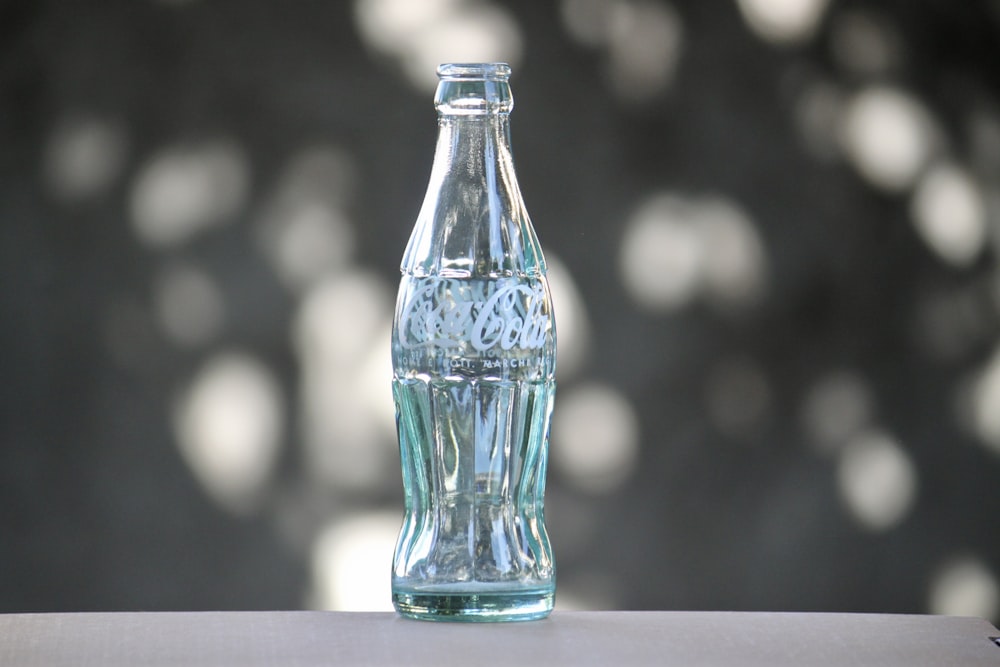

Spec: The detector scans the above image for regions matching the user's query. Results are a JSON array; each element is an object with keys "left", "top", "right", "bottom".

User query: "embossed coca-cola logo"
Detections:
[{"left": 399, "top": 280, "right": 549, "bottom": 352}]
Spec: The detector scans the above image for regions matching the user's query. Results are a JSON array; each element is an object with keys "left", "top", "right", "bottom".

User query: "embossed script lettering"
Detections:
[{"left": 399, "top": 279, "right": 548, "bottom": 352}]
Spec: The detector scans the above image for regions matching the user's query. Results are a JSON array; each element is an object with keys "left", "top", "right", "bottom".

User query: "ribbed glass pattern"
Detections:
[{"left": 391, "top": 64, "right": 556, "bottom": 622}]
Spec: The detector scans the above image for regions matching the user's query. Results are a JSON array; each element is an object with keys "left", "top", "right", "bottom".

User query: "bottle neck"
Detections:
[
  {"left": 430, "top": 64, "right": 518, "bottom": 208},
  {"left": 429, "top": 112, "right": 518, "bottom": 215},
  {"left": 430, "top": 61, "right": 518, "bottom": 202},
  {"left": 402, "top": 66, "right": 544, "bottom": 278}
]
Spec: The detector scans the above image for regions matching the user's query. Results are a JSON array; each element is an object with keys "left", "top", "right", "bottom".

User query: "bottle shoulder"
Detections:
[{"left": 400, "top": 211, "right": 548, "bottom": 278}]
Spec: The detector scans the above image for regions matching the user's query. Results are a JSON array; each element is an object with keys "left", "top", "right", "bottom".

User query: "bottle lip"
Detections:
[{"left": 437, "top": 63, "right": 511, "bottom": 81}]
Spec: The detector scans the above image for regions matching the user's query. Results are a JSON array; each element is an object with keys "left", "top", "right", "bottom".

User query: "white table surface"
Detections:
[{"left": 1, "top": 611, "right": 997, "bottom": 666}]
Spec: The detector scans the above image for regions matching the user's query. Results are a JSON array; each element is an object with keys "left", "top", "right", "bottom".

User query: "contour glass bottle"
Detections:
[{"left": 390, "top": 63, "right": 557, "bottom": 622}]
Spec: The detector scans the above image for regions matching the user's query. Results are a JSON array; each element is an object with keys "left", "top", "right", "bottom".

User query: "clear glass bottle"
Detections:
[{"left": 390, "top": 63, "right": 557, "bottom": 622}]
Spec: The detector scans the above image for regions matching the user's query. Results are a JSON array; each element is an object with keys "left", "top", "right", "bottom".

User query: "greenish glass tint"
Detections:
[{"left": 390, "top": 63, "right": 556, "bottom": 622}]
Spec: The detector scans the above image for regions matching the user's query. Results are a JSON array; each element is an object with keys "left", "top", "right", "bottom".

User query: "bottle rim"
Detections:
[{"left": 437, "top": 63, "right": 511, "bottom": 81}]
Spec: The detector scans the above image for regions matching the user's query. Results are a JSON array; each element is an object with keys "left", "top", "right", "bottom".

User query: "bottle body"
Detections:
[{"left": 390, "top": 64, "right": 556, "bottom": 622}]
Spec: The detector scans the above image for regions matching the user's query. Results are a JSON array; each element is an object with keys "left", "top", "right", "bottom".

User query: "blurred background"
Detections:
[{"left": 2, "top": 0, "right": 999, "bottom": 621}]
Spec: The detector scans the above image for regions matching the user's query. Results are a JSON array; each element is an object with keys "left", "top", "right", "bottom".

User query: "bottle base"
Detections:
[{"left": 392, "top": 589, "right": 554, "bottom": 622}]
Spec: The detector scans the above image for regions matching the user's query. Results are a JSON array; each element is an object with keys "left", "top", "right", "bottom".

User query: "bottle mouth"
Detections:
[
  {"left": 434, "top": 63, "right": 514, "bottom": 115},
  {"left": 436, "top": 63, "right": 511, "bottom": 82}
]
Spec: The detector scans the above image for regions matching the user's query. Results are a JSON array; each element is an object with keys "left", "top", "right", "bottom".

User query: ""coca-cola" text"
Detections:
[{"left": 398, "top": 279, "right": 549, "bottom": 352}]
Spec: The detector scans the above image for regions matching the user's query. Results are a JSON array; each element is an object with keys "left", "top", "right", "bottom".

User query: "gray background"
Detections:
[{"left": 1, "top": 0, "right": 999, "bottom": 620}]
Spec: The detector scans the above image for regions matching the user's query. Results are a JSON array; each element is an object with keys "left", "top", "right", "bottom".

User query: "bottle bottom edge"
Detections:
[{"left": 392, "top": 589, "right": 554, "bottom": 622}]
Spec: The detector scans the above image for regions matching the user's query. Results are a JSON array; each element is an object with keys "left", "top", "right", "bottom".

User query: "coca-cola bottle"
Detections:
[{"left": 390, "top": 63, "right": 557, "bottom": 621}]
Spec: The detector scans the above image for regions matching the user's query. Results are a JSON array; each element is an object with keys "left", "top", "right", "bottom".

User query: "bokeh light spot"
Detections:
[
  {"left": 354, "top": 0, "right": 523, "bottom": 93},
  {"left": 836, "top": 430, "right": 917, "bottom": 531},
  {"left": 619, "top": 193, "right": 767, "bottom": 313},
  {"left": 262, "top": 203, "right": 354, "bottom": 292},
  {"left": 353, "top": 0, "right": 461, "bottom": 55},
  {"left": 736, "top": 0, "right": 830, "bottom": 45},
  {"left": 554, "top": 572, "right": 618, "bottom": 611},
  {"left": 546, "top": 254, "right": 590, "bottom": 382},
  {"left": 551, "top": 382, "right": 640, "bottom": 494},
  {"left": 44, "top": 113, "right": 128, "bottom": 201},
  {"left": 915, "top": 286, "right": 992, "bottom": 362},
  {"left": 830, "top": 10, "right": 902, "bottom": 76},
  {"left": 705, "top": 357, "right": 771, "bottom": 437},
  {"left": 619, "top": 196, "right": 702, "bottom": 311},
  {"left": 967, "top": 347, "right": 1000, "bottom": 455},
  {"left": 793, "top": 79, "right": 843, "bottom": 162},
  {"left": 174, "top": 353, "right": 284, "bottom": 515},
  {"left": 256, "top": 147, "right": 358, "bottom": 292},
  {"left": 910, "top": 163, "right": 987, "bottom": 268},
  {"left": 928, "top": 555, "right": 999, "bottom": 620},
  {"left": 560, "top": 0, "right": 621, "bottom": 47},
  {"left": 130, "top": 140, "right": 249, "bottom": 248},
  {"left": 294, "top": 271, "right": 390, "bottom": 370},
  {"left": 801, "top": 371, "right": 874, "bottom": 452},
  {"left": 969, "top": 109, "right": 1000, "bottom": 176},
  {"left": 400, "top": 4, "right": 523, "bottom": 92},
  {"left": 293, "top": 271, "right": 397, "bottom": 491},
  {"left": 840, "top": 87, "right": 936, "bottom": 193},
  {"left": 560, "top": 0, "right": 684, "bottom": 103},
  {"left": 604, "top": 0, "right": 683, "bottom": 103},
  {"left": 697, "top": 198, "right": 768, "bottom": 308},
  {"left": 153, "top": 263, "right": 225, "bottom": 348},
  {"left": 310, "top": 513, "right": 399, "bottom": 611}
]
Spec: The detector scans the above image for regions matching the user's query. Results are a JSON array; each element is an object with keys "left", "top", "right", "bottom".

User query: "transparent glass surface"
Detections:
[{"left": 391, "top": 63, "right": 556, "bottom": 622}]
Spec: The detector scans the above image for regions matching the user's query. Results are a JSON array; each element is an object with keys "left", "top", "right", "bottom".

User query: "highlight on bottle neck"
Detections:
[{"left": 434, "top": 62, "right": 513, "bottom": 115}]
